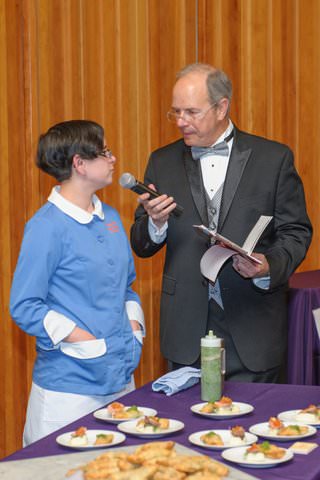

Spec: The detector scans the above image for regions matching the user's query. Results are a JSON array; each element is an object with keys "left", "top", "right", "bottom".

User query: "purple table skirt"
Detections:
[
  {"left": 3, "top": 381, "right": 320, "bottom": 480},
  {"left": 288, "top": 270, "right": 320, "bottom": 385}
]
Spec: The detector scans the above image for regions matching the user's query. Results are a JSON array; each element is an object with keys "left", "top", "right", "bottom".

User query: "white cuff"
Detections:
[
  {"left": 126, "top": 301, "right": 145, "bottom": 336},
  {"left": 253, "top": 275, "right": 271, "bottom": 290},
  {"left": 43, "top": 310, "right": 76, "bottom": 346},
  {"left": 148, "top": 217, "right": 168, "bottom": 243},
  {"left": 134, "top": 330, "right": 144, "bottom": 344}
]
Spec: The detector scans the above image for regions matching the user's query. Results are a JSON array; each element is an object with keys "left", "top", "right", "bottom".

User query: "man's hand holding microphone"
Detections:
[{"left": 119, "top": 172, "right": 183, "bottom": 228}]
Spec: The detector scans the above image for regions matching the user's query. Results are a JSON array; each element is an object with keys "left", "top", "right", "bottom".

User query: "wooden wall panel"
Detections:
[
  {"left": 1, "top": 0, "right": 320, "bottom": 458},
  {"left": 295, "top": 0, "right": 320, "bottom": 268},
  {"left": 0, "top": 0, "right": 36, "bottom": 457},
  {"left": 0, "top": 0, "right": 196, "bottom": 457},
  {"left": 198, "top": 0, "right": 319, "bottom": 269}
]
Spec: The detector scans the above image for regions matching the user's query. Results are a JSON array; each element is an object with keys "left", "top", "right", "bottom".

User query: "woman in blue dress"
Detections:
[{"left": 10, "top": 120, "right": 144, "bottom": 445}]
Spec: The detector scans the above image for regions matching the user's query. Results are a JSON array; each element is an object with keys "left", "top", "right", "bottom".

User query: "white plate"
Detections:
[
  {"left": 117, "top": 419, "right": 184, "bottom": 438},
  {"left": 278, "top": 409, "right": 320, "bottom": 427},
  {"left": 188, "top": 429, "right": 258, "bottom": 450},
  {"left": 93, "top": 406, "right": 157, "bottom": 424},
  {"left": 191, "top": 402, "right": 254, "bottom": 419},
  {"left": 221, "top": 445, "right": 293, "bottom": 468},
  {"left": 249, "top": 421, "right": 317, "bottom": 441},
  {"left": 56, "top": 429, "right": 126, "bottom": 449}
]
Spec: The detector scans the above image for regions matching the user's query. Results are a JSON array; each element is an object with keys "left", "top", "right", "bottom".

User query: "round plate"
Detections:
[
  {"left": 188, "top": 429, "right": 258, "bottom": 450},
  {"left": 221, "top": 446, "right": 293, "bottom": 468},
  {"left": 249, "top": 422, "right": 317, "bottom": 441},
  {"left": 190, "top": 402, "right": 254, "bottom": 419},
  {"left": 278, "top": 410, "right": 320, "bottom": 428},
  {"left": 93, "top": 406, "right": 157, "bottom": 424},
  {"left": 56, "top": 429, "right": 126, "bottom": 449},
  {"left": 117, "top": 419, "right": 184, "bottom": 438}
]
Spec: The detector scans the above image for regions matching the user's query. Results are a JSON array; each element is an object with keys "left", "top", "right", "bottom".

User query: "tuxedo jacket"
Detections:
[{"left": 130, "top": 127, "right": 312, "bottom": 371}]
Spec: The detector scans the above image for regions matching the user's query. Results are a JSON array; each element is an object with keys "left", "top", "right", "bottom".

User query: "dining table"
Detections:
[
  {"left": 2, "top": 379, "right": 320, "bottom": 480},
  {"left": 288, "top": 269, "right": 320, "bottom": 385}
]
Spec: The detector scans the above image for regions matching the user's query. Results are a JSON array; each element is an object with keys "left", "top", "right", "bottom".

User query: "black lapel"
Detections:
[
  {"left": 183, "top": 146, "right": 208, "bottom": 225},
  {"left": 218, "top": 129, "right": 252, "bottom": 229}
]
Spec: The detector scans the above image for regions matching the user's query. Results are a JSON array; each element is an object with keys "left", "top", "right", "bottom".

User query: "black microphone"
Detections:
[{"left": 119, "top": 172, "right": 183, "bottom": 217}]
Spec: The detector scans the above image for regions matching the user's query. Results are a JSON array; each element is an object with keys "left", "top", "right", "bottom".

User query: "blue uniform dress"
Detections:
[{"left": 10, "top": 187, "right": 144, "bottom": 397}]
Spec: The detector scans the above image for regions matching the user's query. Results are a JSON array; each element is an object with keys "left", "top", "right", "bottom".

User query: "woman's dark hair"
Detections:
[{"left": 36, "top": 120, "right": 105, "bottom": 181}]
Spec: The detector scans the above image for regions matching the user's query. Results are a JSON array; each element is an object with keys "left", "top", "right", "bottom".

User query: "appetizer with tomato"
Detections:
[
  {"left": 69, "top": 426, "right": 88, "bottom": 446},
  {"left": 200, "top": 396, "right": 240, "bottom": 414},
  {"left": 245, "top": 442, "right": 286, "bottom": 462}
]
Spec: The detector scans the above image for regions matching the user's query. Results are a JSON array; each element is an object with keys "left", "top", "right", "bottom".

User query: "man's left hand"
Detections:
[{"left": 232, "top": 253, "right": 269, "bottom": 279}]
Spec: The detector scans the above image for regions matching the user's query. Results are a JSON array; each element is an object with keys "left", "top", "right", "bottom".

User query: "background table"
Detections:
[
  {"left": 288, "top": 269, "right": 320, "bottom": 384},
  {"left": 3, "top": 381, "right": 320, "bottom": 480}
]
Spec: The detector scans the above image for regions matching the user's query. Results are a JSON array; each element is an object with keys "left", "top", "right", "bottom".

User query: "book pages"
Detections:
[
  {"left": 242, "top": 215, "right": 273, "bottom": 254},
  {"left": 194, "top": 215, "right": 273, "bottom": 283}
]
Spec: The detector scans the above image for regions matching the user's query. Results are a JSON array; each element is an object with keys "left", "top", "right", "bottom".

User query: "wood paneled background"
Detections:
[{"left": 0, "top": 0, "right": 319, "bottom": 457}]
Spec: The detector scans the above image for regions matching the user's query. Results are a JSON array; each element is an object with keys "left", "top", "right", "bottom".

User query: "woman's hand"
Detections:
[
  {"left": 64, "top": 321, "right": 142, "bottom": 343},
  {"left": 63, "top": 326, "right": 97, "bottom": 343},
  {"left": 130, "top": 320, "right": 142, "bottom": 332}
]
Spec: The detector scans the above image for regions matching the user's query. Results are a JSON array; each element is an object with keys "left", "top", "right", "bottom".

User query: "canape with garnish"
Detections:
[
  {"left": 245, "top": 442, "right": 286, "bottom": 461},
  {"left": 94, "top": 433, "right": 114, "bottom": 445},
  {"left": 296, "top": 405, "right": 320, "bottom": 423},
  {"left": 69, "top": 426, "right": 88, "bottom": 446},
  {"left": 200, "top": 396, "right": 240, "bottom": 414},
  {"left": 200, "top": 431, "right": 224, "bottom": 446},
  {"left": 135, "top": 416, "right": 169, "bottom": 433}
]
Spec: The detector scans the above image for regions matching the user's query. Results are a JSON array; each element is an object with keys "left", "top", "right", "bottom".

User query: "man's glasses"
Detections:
[
  {"left": 99, "top": 147, "right": 113, "bottom": 158},
  {"left": 166, "top": 104, "right": 217, "bottom": 123}
]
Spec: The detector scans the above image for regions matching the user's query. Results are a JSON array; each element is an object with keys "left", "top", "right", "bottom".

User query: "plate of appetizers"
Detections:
[
  {"left": 117, "top": 416, "right": 184, "bottom": 438},
  {"left": 188, "top": 426, "right": 258, "bottom": 450},
  {"left": 221, "top": 442, "right": 293, "bottom": 468},
  {"left": 249, "top": 416, "right": 317, "bottom": 441},
  {"left": 56, "top": 426, "right": 126, "bottom": 449},
  {"left": 191, "top": 396, "right": 254, "bottom": 419},
  {"left": 93, "top": 401, "right": 157, "bottom": 424},
  {"left": 278, "top": 404, "right": 320, "bottom": 427}
]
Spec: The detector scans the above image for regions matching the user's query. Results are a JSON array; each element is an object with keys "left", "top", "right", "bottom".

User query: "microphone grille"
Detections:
[{"left": 119, "top": 172, "right": 136, "bottom": 189}]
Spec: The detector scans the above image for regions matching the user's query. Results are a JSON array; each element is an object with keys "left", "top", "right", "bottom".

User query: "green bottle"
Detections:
[{"left": 201, "top": 330, "right": 225, "bottom": 401}]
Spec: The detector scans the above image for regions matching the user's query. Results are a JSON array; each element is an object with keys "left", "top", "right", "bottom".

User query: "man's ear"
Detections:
[{"left": 217, "top": 98, "right": 229, "bottom": 120}]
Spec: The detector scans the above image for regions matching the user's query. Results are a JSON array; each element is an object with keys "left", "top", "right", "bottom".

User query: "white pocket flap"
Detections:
[{"left": 60, "top": 338, "right": 107, "bottom": 359}]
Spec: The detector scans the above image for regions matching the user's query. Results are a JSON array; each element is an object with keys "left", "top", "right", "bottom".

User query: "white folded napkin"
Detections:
[{"left": 152, "top": 367, "right": 201, "bottom": 396}]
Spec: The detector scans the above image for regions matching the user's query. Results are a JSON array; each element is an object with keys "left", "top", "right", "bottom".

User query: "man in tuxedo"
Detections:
[{"left": 130, "top": 63, "right": 312, "bottom": 382}]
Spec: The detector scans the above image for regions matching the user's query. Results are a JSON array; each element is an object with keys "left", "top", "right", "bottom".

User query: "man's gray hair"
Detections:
[{"left": 177, "top": 63, "right": 232, "bottom": 111}]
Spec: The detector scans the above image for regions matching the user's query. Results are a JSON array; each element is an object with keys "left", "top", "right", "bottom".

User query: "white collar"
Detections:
[
  {"left": 48, "top": 186, "right": 104, "bottom": 224},
  {"left": 212, "top": 120, "right": 234, "bottom": 147}
]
